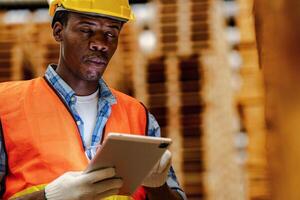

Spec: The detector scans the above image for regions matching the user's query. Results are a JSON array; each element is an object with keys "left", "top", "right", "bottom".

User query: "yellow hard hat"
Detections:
[{"left": 49, "top": 0, "right": 135, "bottom": 22}]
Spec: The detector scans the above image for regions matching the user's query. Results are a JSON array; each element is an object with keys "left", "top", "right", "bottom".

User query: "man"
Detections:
[{"left": 0, "top": 0, "right": 187, "bottom": 200}]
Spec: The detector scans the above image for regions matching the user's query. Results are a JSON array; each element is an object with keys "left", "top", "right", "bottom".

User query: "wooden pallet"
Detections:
[
  {"left": 235, "top": 0, "right": 269, "bottom": 199},
  {"left": 131, "top": 1, "right": 247, "bottom": 199},
  {"left": 151, "top": 0, "right": 212, "bottom": 57},
  {"left": 0, "top": 21, "right": 24, "bottom": 81}
]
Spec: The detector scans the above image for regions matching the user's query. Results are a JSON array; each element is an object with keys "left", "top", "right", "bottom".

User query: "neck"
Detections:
[{"left": 55, "top": 64, "right": 99, "bottom": 96}]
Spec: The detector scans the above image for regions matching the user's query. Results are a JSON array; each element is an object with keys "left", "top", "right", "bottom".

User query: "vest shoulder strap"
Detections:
[
  {"left": 0, "top": 78, "right": 39, "bottom": 115},
  {"left": 104, "top": 88, "right": 149, "bottom": 137}
]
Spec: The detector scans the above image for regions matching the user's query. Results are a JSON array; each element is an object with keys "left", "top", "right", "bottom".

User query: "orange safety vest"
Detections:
[{"left": 0, "top": 77, "right": 148, "bottom": 200}]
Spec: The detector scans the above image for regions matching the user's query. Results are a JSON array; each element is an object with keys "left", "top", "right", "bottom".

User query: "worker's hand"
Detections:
[
  {"left": 45, "top": 168, "right": 122, "bottom": 200},
  {"left": 142, "top": 150, "right": 172, "bottom": 188}
]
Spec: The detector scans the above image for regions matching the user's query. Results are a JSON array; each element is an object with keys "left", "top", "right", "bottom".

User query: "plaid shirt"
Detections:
[{"left": 0, "top": 65, "right": 187, "bottom": 199}]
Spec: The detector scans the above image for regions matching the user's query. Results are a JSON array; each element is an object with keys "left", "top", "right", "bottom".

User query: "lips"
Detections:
[{"left": 85, "top": 56, "right": 108, "bottom": 66}]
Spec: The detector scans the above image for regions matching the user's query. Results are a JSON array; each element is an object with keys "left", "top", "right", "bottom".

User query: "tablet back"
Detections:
[{"left": 85, "top": 133, "right": 172, "bottom": 195}]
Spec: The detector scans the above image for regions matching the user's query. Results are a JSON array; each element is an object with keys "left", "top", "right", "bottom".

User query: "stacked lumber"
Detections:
[
  {"left": 151, "top": 0, "right": 211, "bottom": 57},
  {"left": 178, "top": 55, "right": 204, "bottom": 199},
  {"left": 200, "top": 2, "right": 246, "bottom": 199},
  {"left": 0, "top": 12, "right": 23, "bottom": 82},
  {"left": 24, "top": 21, "right": 59, "bottom": 77},
  {"left": 133, "top": 53, "right": 205, "bottom": 199},
  {"left": 34, "top": 23, "right": 59, "bottom": 76},
  {"left": 235, "top": 0, "right": 270, "bottom": 199},
  {"left": 0, "top": 23, "right": 15, "bottom": 82},
  {"left": 132, "top": 0, "right": 246, "bottom": 199},
  {"left": 0, "top": 10, "right": 55, "bottom": 80}
]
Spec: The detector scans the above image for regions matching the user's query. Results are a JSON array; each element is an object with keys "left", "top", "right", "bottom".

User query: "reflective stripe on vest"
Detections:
[
  {"left": 0, "top": 77, "right": 147, "bottom": 200},
  {"left": 10, "top": 184, "right": 134, "bottom": 200}
]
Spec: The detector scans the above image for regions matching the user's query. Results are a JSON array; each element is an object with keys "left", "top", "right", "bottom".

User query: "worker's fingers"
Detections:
[
  {"left": 82, "top": 167, "right": 116, "bottom": 183},
  {"left": 63, "top": 171, "right": 83, "bottom": 177},
  {"left": 152, "top": 150, "right": 172, "bottom": 173},
  {"left": 93, "top": 178, "right": 123, "bottom": 194},
  {"left": 157, "top": 150, "right": 172, "bottom": 173},
  {"left": 160, "top": 158, "right": 172, "bottom": 175},
  {"left": 95, "top": 189, "right": 120, "bottom": 200}
]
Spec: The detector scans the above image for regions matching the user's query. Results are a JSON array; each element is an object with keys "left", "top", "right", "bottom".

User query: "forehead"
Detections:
[{"left": 68, "top": 12, "right": 123, "bottom": 26}]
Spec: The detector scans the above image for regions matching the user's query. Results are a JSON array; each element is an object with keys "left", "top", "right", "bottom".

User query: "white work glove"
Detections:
[
  {"left": 45, "top": 168, "right": 123, "bottom": 200},
  {"left": 142, "top": 150, "right": 172, "bottom": 188}
]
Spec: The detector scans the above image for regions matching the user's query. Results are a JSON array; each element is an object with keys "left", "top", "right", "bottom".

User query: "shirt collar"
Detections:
[{"left": 44, "top": 65, "right": 117, "bottom": 106}]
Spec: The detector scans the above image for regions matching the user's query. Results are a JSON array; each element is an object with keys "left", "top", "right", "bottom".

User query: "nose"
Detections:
[{"left": 89, "top": 34, "right": 109, "bottom": 52}]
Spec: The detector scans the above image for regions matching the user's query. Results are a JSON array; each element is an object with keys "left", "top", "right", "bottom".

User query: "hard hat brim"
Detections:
[{"left": 54, "top": 6, "right": 129, "bottom": 23}]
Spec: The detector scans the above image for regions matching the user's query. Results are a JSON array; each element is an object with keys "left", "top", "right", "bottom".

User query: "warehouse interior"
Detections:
[{"left": 1, "top": 0, "right": 299, "bottom": 200}]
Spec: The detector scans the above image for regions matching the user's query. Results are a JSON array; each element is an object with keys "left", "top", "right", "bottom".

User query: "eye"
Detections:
[
  {"left": 105, "top": 32, "right": 116, "bottom": 38},
  {"left": 80, "top": 29, "right": 92, "bottom": 34}
]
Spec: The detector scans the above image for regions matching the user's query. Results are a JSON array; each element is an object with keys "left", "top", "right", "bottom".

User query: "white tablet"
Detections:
[{"left": 85, "top": 132, "right": 172, "bottom": 195}]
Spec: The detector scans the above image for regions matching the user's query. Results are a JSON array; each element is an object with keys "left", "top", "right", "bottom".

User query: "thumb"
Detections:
[
  {"left": 63, "top": 171, "right": 83, "bottom": 177},
  {"left": 156, "top": 150, "right": 172, "bottom": 173}
]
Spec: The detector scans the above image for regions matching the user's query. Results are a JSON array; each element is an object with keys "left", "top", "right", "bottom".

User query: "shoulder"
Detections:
[
  {"left": 110, "top": 88, "right": 149, "bottom": 123},
  {"left": 0, "top": 78, "right": 40, "bottom": 98},
  {"left": 0, "top": 80, "right": 28, "bottom": 97},
  {"left": 0, "top": 78, "right": 40, "bottom": 114}
]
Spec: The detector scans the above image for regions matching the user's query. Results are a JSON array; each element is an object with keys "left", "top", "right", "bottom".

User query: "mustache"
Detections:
[{"left": 83, "top": 54, "right": 109, "bottom": 64}]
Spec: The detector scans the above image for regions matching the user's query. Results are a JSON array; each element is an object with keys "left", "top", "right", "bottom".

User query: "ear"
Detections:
[{"left": 52, "top": 22, "right": 64, "bottom": 42}]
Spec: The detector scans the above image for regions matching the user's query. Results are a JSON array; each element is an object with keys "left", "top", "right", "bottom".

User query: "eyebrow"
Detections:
[
  {"left": 77, "top": 21, "right": 97, "bottom": 26},
  {"left": 77, "top": 21, "right": 121, "bottom": 31},
  {"left": 107, "top": 24, "right": 121, "bottom": 31}
]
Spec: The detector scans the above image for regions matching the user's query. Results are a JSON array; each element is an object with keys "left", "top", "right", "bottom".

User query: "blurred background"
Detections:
[{"left": 0, "top": 0, "right": 273, "bottom": 199}]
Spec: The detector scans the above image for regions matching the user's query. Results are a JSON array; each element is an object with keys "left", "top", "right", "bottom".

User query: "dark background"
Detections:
[{"left": 0, "top": 0, "right": 148, "bottom": 10}]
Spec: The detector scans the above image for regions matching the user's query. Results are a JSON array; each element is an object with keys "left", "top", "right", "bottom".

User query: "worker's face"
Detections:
[{"left": 53, "top": 12, "right": 122, "bottom": 82}]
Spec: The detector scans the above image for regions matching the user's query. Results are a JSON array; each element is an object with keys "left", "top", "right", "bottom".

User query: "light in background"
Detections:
[{"left": 133, "top": 3, "right": 157, "bottom": 54}]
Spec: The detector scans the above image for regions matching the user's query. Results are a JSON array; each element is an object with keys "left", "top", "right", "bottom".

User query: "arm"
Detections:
[
  {"left": 142, "top": 152, "right": 186, "bottom": 200},
  {"left": 144, "top": 113, "right": 187, "bottom": 200},
  {"left": 0, "top": 121, "right": 7, "bottom": 198},
  {"left": 145, "top": 183, "right": 183, "bottom": 200}
]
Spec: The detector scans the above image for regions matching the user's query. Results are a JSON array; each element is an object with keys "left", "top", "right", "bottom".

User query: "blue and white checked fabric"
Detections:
[{"left": 0, "top": 65, "right": 187, "bottom": 199}]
